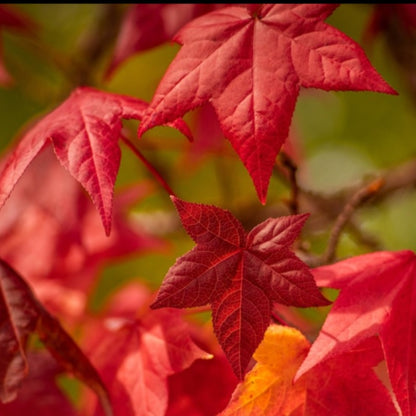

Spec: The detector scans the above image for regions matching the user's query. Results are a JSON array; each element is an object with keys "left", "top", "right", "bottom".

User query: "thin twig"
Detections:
[
  {"left": 120, "top": 134, "right": 176, "bottom": 197},
  {"left": 279, "top": 151, "right": 299, "bottom": 215},
  {"left": 323, "top": 178, "right": 384, "bottom": 264}
]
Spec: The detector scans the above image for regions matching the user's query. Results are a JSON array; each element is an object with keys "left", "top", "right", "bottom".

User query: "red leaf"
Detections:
[
  {"left": 0, "top": 352, "right": 78, "bottom": 416},
  {"left": 0, "top": 260, "right": 111, "bottom": 415},
  {"left": 86, "top": 284, "right": 211, "bottom": 416},
  {"left": 304, "top": 337, "right": 398, "bottom": 416},
  {"left": 0, "top": 261, "right": 38, "bottom": 402},
  {"left": 296, "top": 250, "right": 416, "bottom": 416},
  {"left": 167, "top": 354, "right": 237, "bottom": 416},
  {"left": 0, "top": 87, "right": 190, "bottom": 235},
  {"left": 139, "top": 4, "right": 396, "bottom": 203},
  {"left": 106, "top": 4, "right": 225, "bottom": 78},
  {"left": 151, "top": 196, "right": 329, "bottom": 378}
]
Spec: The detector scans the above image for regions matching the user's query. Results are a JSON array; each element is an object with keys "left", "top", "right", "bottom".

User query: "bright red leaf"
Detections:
[
  {"left": 85, "top": 283, "right": 211, "bottom": 416},
  {"left": 304, "top": 336, "right": 397, "bottom": 416},
  {"left": 106, "top": 4, "right": 225, "bottom": 78},
  {"left": 0, "top": 86, "right": 191, "bottom": 235},
  {"left": 151, "top": 196, "right": 329, "bottom": 379},
  {"left": 139, "top": 4, "right": 396, "bottom": 203},
  {"left": 296, "top": 250, "right": 416, "bottom": 416}
]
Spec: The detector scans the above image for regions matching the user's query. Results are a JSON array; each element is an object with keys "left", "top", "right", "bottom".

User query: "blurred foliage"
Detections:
[{"left": 1, "top": 3, "right": 416, "bottom": 310}]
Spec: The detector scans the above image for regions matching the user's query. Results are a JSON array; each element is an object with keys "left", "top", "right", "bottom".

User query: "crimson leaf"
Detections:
[{"left": 151, "top": 196, "right": 329, "bottom": 378}]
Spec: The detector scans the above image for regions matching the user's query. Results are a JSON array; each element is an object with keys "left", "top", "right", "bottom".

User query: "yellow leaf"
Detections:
[{"left": 220, "top": 325, "right": 310, "bottom": 416}]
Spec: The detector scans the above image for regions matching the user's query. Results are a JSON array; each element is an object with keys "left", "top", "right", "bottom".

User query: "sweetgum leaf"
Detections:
[
  {"left": 0, "top": 260, "right": 111, "bottom": 415},
  {"left": 0, "top": 87, "right": 191, "bottom": 235},
  {"left": 139, "top": 4, "right": 396, "bottom": 203},
  {"left": 296, "top": 250, "right": 416, "bottom": 416},
  {"left": 151, "top": 196, "right": 329, "bottom": 379}
]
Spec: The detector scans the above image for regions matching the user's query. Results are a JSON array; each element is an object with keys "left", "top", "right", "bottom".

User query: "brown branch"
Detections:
[{"left": 323, "top": 178, "right": 384, "bottom": 264}]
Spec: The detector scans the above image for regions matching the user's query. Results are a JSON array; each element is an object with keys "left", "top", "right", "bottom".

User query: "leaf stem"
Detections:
[
  {"left": 271, "top": 310, "right": 287, "bottom": 326},
  {"left": 120, "top": 134, "right": 176, "bottom": 197}
]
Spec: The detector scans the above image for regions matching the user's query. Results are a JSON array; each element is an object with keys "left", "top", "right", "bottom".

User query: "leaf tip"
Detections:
[
  {"left": 137, "top": 119, "right": 150, "bottom": 139},
  {"left": 103, "top": 215, "right": 112, "bottom": 237}
]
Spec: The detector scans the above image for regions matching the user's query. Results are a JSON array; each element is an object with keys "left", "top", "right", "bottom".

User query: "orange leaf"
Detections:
[
  {"left": 220, "top": 325, "right": 309, "bottom": 416},
  {"left": 220, "top": 324, "right": 397, "bottom": 416}
]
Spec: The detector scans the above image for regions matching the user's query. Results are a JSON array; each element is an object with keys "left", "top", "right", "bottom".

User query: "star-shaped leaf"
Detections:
[
  {"left": 139, "top": 4, "right": 396, "bottom": 203},
  {"left": 151, "top": 196, "right": 329, "bottom": 378}
]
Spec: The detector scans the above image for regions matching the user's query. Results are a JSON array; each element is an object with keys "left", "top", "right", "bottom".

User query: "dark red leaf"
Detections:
[
  {"left": 0, "top": 352, "right": 78, "bottom": 416},
  {"left": 0, "top": 260, "right": 111, "bottom": 415},
  {"left": 139, "top": 4, "right": 396, "bottom": 203},
  {"left": 36, "top": 308, "right": 112, "bottom": 416},
  {"left": 151, "top": 196, "right": 329, "bottom": 378},
  {"left": 0, "top": 261, "right": 38, "bottom": 402}
]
